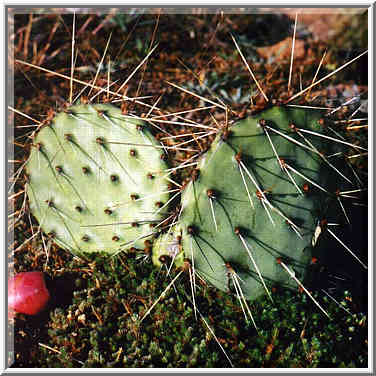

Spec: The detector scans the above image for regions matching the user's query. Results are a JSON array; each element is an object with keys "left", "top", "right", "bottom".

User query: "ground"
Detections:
[{"left": 7, "top": 7, "right": 368, "bottom": 368}]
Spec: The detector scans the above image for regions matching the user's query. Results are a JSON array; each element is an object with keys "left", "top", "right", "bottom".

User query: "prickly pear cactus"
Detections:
[
  {"left": 26, "top": 103, "right": 170, "bottom": 255},
  {"left": 154, "top": 106, "right": 364, "bottom": 301}
]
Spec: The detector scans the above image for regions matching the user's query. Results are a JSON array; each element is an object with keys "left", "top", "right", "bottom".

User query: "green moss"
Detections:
[{"left": 36, "top": 253, "right": 367, "bottom": 368}]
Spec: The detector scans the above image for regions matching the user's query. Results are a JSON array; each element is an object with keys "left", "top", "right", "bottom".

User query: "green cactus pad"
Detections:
[
  {"left": 154, "top": 106, "right": 356, "bottom": 300},
  {"left": 26, "top": 103, "right": 170, "bottom": 255}
]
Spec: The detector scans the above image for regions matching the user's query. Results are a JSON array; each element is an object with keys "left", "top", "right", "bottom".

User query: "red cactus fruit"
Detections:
[{"left": 8, "top": 271, "right": 50, "bottom": 317}]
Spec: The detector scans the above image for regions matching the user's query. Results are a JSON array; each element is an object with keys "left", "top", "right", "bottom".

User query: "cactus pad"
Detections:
[
  {"left": 154, "top": 106, "right": 358, "bottom": 300},
  {"left": 26, "top": 103, "right": 170, "bottom": 255}
]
